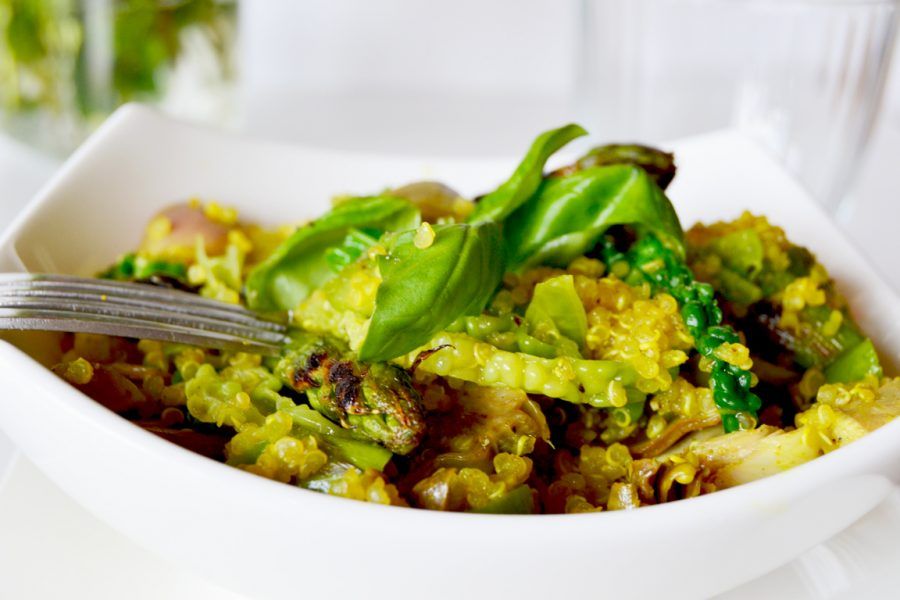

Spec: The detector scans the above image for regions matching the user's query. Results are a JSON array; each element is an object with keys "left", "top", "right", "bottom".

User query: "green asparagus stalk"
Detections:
[{"left": 276, "top": 333, "right": 426, "bottom": 455}]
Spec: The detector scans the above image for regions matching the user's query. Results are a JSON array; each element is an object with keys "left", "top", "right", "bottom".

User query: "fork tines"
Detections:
[{"left": 0, "top": 273, "right": 289, "bottom": 355}]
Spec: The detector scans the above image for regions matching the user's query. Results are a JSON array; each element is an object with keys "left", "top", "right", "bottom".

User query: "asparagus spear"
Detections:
[{"left": 276, "top": 333, "right": 426, "bottom": 455}]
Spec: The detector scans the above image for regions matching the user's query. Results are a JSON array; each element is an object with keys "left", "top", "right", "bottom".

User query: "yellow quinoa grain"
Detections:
[
  {"left": 227, "top": 229, "right": 253, "bottom": 253},
  {"left": 611, "top": 261, "right": 630, "bottom": 278},
  {"left": 187, "top": 264, "right": 206, "bottom": 285},
  {"left": 61, "top": 357, "right": 94, "bottom": 385},
  {"left": 646, "top": 414, "right": 668, "bottom": 439},
  {"left": 568, "top": 256, "right": 606, "bottom": 278},
  {"left": 607, "top": 482, "right": 640, "bottom": 510},
  {"left": 735, "top": 411, "right": 757, "bottom": 430},
  {"left": 779, "top": 275, "right": 827, "bottom": 330},
  {"left": 144, "top": 216, "right": 172, "bottom": 243},
  {"left": 565, "top": 495, "right": 601, "bottom": 513},
  {"left": 203, "top": 201, "right": 239, "bottom": 226},
  {"left": 821, "top": 309, "right": 843, "bottom": 338},
  {"left": 797, "top": 368, "right": 826, "bottom": 401},
  {"left": 606, "top": 443, "right": 632, "bottom": 467},
  {"left": 713, "top": 342, "right": 753, "bottom": 371},
  {"left": 608, "top": 380, "right": 628, "bottom": 408},
  {"left": 413, "top": 222, "right": 436, "bottom": 249}
]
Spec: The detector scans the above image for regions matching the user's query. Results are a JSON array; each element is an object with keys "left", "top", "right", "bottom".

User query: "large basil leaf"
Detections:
[
  {"left": 245, "top": 197, "right": 420, "bottom": 311},
  {"left": 359, "top": 222, "right": 504, "bottom": 362},
  {"left": 467, "top": 123, "right": 587, "bottom": 225},
  {"left": 504, "top": 164, "right": 684, "bottom": 270}
]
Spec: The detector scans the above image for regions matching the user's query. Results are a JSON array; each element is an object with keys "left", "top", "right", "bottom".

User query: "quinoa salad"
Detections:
[{"left": 45, "top": 125, "right": 899, "bottom": 513}]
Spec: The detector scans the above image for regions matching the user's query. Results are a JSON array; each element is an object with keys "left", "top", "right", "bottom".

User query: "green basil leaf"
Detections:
[
  {"left": 467, "top": 124, "right": 587, "bottom": 225},
  {"left": 504, "top": 165, "right": 684, "bottom": 270},
  {"left": 359, "top": 222, "right": 504, "bottom": 362},
  {"left": 245, "top": 197, "right": 420, "bottom": 311}
]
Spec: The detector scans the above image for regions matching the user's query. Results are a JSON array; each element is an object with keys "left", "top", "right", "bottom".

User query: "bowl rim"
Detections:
[{"left": 1, "top": 103, "right": 898, "bottom": 532}]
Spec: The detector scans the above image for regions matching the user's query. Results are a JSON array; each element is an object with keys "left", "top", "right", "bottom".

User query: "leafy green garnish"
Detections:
[
  {"left": 693, "top": 231, "right": 765, "bottom": 305},
  {"left": 359, "top": 222, "right": 504, "bottom": 362},
  {"left": 249, "top": 124, "right": 687, "bottom": 370},
  {"left": 711, "top": 229, "right": 764, "bottom": 277},
  {"left": 99, "top": 253, "right": 187, "bottom": 282},
  {"left": 505, "top": 165, "right": 685, "bottom": 270},
  {"left": 825, "top": 338, "right": 883, "bottom": 383},
  {"left": 467, "top": 124, "right": 587, "bottom": 225},
  {"left": 245, "top": 196, "right": 420, "bottom": 312},
  {"left": 524, "top": 274, "right": 587, "bottom": 348},
  {"left": 324, "top": 228, "right": 381, "bottom": 272}
]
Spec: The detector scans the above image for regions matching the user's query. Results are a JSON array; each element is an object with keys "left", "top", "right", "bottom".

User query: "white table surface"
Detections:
[{"left": 0, "top": 96, "right": 898, "bottom": 599}]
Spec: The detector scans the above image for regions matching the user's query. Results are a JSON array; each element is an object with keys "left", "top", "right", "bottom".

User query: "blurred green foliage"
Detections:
[{"left": 0, "top": 0, "right": 234, "bottom": 117}]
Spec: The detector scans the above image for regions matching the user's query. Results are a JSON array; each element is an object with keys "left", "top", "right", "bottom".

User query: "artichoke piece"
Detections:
[
  {"left": 684, "top": 378, "right": 900, "bottom": 489},
  {"left": 277, "top": 333, "right": 425, "bottom": 455},
  {"left": 741, "top": 301, "right": 866, "bottom": 369},
  {"left": 390, "top": 181, "right": 473, "bottom": 223},
  {"left": 555, "top": 143, "right": 677, "bottom": 190},
  {"left": 686, "top": 425, "right": 818, "bottom": 489}
]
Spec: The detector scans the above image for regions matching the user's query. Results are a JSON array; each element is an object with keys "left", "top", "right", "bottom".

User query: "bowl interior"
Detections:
[{"left": 1, "top": 104, "right": 900, "bottom": 600}]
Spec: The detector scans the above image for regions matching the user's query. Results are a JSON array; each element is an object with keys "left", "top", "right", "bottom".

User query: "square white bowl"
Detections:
[{"left": 0, "top": 104, "right": 898, "bottom": 600}]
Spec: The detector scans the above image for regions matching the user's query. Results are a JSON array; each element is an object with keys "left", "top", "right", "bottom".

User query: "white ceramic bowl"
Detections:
[{"left": 0, "top": 105, "right": 898, "bottom": 600}]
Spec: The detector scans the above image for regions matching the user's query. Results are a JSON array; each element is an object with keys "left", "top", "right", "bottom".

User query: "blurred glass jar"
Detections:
[
  {"left": 578, "top": 0, "right": 899, "bottom": 212},
  {"left": 0, "top": 0, "right": 237, "bottom": 156}
]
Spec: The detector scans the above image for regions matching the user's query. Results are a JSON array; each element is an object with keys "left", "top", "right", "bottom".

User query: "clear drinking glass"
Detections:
[
  {"left": 0, "top": 0, "right": 237, "bottom": 156},
  {"left": 577, "top": 0, "right": 900, "bottom": 212}
]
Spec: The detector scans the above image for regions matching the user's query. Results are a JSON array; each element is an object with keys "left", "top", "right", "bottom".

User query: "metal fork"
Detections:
[{"left": 0, "top": 273, "right": 289, "bottom": 355}]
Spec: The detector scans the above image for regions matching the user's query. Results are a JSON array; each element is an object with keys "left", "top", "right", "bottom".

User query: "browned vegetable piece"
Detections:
[
  {"left": 629, "top": 458, "right": 662, "bottom": 504},
  {"left": 53, "top": 362, "right": 160, "bottom": 419},
  {"left": 631, "top": 414, "right": 722, "bottom": 459},
  {"left": 551, "top": 143, "right": 677, "bottom": 190},
  {"left": 136, "top": 421, "right": 231, "bottom": 460},
  {"left": 279, "top": 334, "right": 426, "bottom": 455},
  {"left": 390, "top": 181, "right": 473, "bottom": 223}
]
